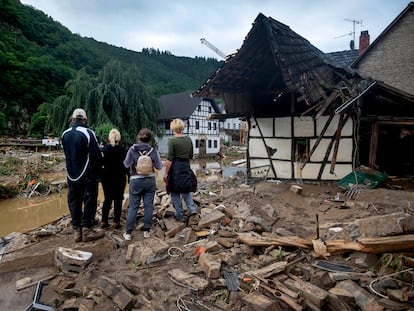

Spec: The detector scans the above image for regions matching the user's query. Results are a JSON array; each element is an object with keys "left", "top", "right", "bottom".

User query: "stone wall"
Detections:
[{"left": 356, "top": 9, "right": 414, "bottom": 95}]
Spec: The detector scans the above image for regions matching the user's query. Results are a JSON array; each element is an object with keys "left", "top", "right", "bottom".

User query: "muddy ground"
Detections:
[{"left": 1, "top": 148, "right": 414, "bottom": 310}]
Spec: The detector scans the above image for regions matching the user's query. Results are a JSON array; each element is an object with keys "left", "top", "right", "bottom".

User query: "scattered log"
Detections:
[
  {"left": 237, "top": 232, "right": 312, "bottom": 249},
  {"left": 284, "top": 273, "right": 329, "bottom": 308},
  {"left": 251, "top": 273, "right": 303, "bottom": 310},
  {"left": 325, "top": 235, "right": 414, "bottom": 254},
  {"left": 237, "top": 233, "right": 414, "bottom": 254},
  {"left": 244, "top": 261, "right": 288, "bottom": 278},
  {"left": 259, "top": 283, "right": 303, "bottom": 311},
  {"left": 242, "top": 291, "right": 282, "bottom": 310}
]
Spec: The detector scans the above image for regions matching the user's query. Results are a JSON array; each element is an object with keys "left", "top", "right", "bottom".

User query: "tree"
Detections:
[
  {"left": 95, "top": 122, "right": 116, "bottom": 145},
  {"left": 0, "top": 110, "right": 7, "bottom": 135},
  {"left": 45, "top": 61, "right": 160, "bottom": 145},
  {"left": 86, "top": 60, "right": 160, "bottom": 144}
]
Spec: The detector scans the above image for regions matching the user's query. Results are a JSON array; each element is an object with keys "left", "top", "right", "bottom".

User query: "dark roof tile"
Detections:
[{"left": 158, "top": 92, "right": 221, "bottom": 120}]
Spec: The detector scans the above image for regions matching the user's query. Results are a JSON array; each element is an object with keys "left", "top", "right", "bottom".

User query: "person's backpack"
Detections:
[{"left": 135, "top": 148, "right": 154, "bottom": 175}]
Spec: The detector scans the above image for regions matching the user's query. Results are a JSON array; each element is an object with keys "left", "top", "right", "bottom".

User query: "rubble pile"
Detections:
[{"left": 1, "top": 177, "right": 414, "bottom": 310}]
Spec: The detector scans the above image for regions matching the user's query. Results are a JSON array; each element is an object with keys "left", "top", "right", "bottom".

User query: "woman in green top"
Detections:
[{"left": 164, "top": 118, "right": 197, "bottom": 222}]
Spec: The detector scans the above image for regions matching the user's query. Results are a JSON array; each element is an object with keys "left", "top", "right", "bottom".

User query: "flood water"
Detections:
[
  {"left": 0, "top": 158, "right": 247, "bottom": 237},
  {"left": 0, "top": 191, "right": 68, "bottom": 237}
]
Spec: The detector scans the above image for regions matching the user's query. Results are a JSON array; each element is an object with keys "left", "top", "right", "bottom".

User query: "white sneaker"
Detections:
[
  {"left": 143, "top": 231, "right": 150, "bottom": 238},
  {"left": 123, "top": 232, "right": 132, "bottom": 241}
]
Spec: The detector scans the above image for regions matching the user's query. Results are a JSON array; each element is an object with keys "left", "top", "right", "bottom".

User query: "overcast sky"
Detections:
[{"left": 20, "top": 0, "right": 410, "bottom": 59}]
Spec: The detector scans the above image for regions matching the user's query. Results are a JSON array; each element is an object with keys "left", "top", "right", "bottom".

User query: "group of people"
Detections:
[{"left": 61, "top": 108, "right": 197, "bottom": 242}]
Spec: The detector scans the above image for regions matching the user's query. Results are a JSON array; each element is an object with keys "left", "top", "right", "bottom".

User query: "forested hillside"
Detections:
[{"left": 0, "top": 0, "right": 220, "bottom": 143}]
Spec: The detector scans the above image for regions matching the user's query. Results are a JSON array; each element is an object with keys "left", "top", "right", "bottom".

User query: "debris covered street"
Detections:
[{"left": 1, "top": 152, "right": 414, "bottom": 310}]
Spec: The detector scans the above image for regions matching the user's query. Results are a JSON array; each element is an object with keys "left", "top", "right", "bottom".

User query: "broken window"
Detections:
[{"left": 294, "top": 138, "right": 309, "bottom": 162}]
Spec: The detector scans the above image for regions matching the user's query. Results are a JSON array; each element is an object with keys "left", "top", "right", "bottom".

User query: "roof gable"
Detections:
[
  {"left": 158, "top": 92, "right": 220, "bottom": 120},
  {"left": 325, "top": 50, "right": 359, "bottom": 68}
]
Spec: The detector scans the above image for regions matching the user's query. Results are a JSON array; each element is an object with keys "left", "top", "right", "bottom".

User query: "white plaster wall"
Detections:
[
  {"left": 249, "top": 159, "right": 292, "bottom": 179},
  {"left": 341, "top": 118, "right": 353, "bottom": 136},
  {"left": 274, "top": 117, "right": 291, "bottom": 137},
  {"left": 249, "top": 138, "right": 267, "bottom": 157},
  {"left": 250, "top": 159, "right": 270, "bottom": 169},
  {"left": 268, "top": 138, "right": 291, "bottom": 160},
  {"left": 272, "top": 160, "right": 292, "bottom": 179},
  {"left": 249, "top": 159, "right": 272, "bottom": 178},
  {"left": 247, "top": 115, "right": 354, "bottom": 180},
  {"left": 316, "top": 115, "right": 338, "bottom": 136},
  {"left": 250, "top": 118, "right": 273, "bottom": 137},
  {"left": 309, "top": 138, "right": 353, "bottom": 162},
  {"left": 293, "top": 117, "right": 314, "bottom": 137},
  {"left": 320, "top": 164, "right": 353, "bottom": 179},
  {"left": 251, "top": 117, "right": 291, "bottom": 137},
  {"left": 316, "top": 115, "right": 353, "bottom": 136},
  {"left": 294, "top": 163, "right": 321, "bottom": 179},
  {"left": 293, "top": 162, "right": 353, "bottom": 180},
  {"left": 249, "top": 118, "right": 260, "bottom": 137},
  {"left": 249, "top": 138, "right": 291, "bottom": 160}
]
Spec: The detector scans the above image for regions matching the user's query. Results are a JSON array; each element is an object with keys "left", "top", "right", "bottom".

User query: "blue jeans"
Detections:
[
  {"left": 125, "top": 177, "right": 156, "bottom": 233},
  {"left": 171, "top": 192, "right": 197, "bottom": 221}
]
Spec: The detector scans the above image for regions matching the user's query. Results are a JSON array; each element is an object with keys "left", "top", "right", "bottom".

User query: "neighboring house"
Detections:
[
  {"left": 325, "top": 49, "right": 359, "bottom": 68},
  {"left": 193, "top": 10, "right": 414, "bottom": 181},
  {"left": 325, "top": 29, "right": 370, "bottom": 69},
  {"left": 352, "top": 2, "right": 414, "bottom": 95},
  {"left": 215, "top": 107, "right": 245, "bottom": 145},
  {"left": 222, "top": 117, "right": 245, "bottom": 145},
  {"left": 156, "top": 92, "right": 222, "bottom": 157}
]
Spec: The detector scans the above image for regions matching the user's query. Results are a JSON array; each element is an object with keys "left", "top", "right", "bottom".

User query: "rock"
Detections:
[
  {"left": 168, "top": 268, "right": 208, "bottom": 292},
  {"left": 199, "top": 253, "right": 222, "bottom": 279}
]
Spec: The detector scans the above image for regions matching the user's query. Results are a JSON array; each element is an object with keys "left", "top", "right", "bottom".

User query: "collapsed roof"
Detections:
[{"left": 193, "top": 13, "right": 371, "bottom": 118}]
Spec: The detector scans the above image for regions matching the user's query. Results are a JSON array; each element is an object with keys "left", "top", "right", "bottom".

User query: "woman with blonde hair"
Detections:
[
  {"left": 101, "top": 128, "right": 128, "bottom": 229},
  {"left": 163, "top": 118, "right": 198, "bottom": 222}
]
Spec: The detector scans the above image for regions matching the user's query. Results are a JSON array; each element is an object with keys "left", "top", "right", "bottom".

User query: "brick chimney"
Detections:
[{"left": 359, "top": 30, "right": 370, "bottom": 55}]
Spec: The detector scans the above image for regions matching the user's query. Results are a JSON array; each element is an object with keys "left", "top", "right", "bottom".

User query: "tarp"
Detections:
[{"left": 338, "top": 167, "right": 388, "bottom": 189}]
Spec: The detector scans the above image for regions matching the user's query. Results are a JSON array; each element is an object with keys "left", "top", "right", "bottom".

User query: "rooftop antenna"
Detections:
[
  {"left": 334, "top": 19, "right": 363, "bottom": 50},
  {"left": 345, "top": 19, "right": 363, "bottom": 49}
]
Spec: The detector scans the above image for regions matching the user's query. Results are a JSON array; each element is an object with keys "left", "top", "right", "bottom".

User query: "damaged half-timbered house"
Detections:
[{"left": 193, "top": 10, "right": 414, "bottom": 181}]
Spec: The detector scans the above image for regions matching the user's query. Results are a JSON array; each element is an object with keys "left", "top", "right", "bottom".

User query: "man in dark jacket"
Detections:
[{"left": 61, "top": 108, "right": 104, "bottom": 242}]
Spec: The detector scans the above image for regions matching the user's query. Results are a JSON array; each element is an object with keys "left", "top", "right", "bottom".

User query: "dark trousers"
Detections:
[
  {"left": 101, "top": 177, "right": 126, "bottom": 224},
  {"left": 102, "top": 195, "right": 123, "bottom": 223},
  {"left": 67, "top": 177, "right": 98, "bottom": 228}
]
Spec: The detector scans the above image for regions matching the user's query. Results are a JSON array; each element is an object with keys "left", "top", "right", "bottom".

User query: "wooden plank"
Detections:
[
  {"left": 300, "top": 113, "right": 335, "bottom": 170},
  {"left": 168, "top": 268, "right": 208, "bottom": 292},
  {"left": 237, "top": 233, "right": 312, "bottom": 249},
  {"left": 357, "top": 235, "right": 414, "bottom": 253},
  {"left": 252, "top": 115, "right": 277, "bottom": 178},
  {"left": 242, "top": 292, "right": 282, "bottom": 311},
  {"left": 369, "top": 122, "right": 379, "bottom": 168},
  {"left": 315, "top": 90, "right": 338, "bottom": 120},
  {"left": 238, "top": 233, "right": 414, "bottom": 254},
  {"left": 260, "top": 283, "right": 303, "bottom": 311},
  {"left": 284, "top": 274, "right": 329, "bottom": 308},
  {"left": 245, "top": 261, "right": 288, "bottom": 278},
  {"left": 329, "top": 113, "right": 347, "bottom": 174},
  {"left": 325, "top": 234, "right": 414, "bottom": 254}
]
